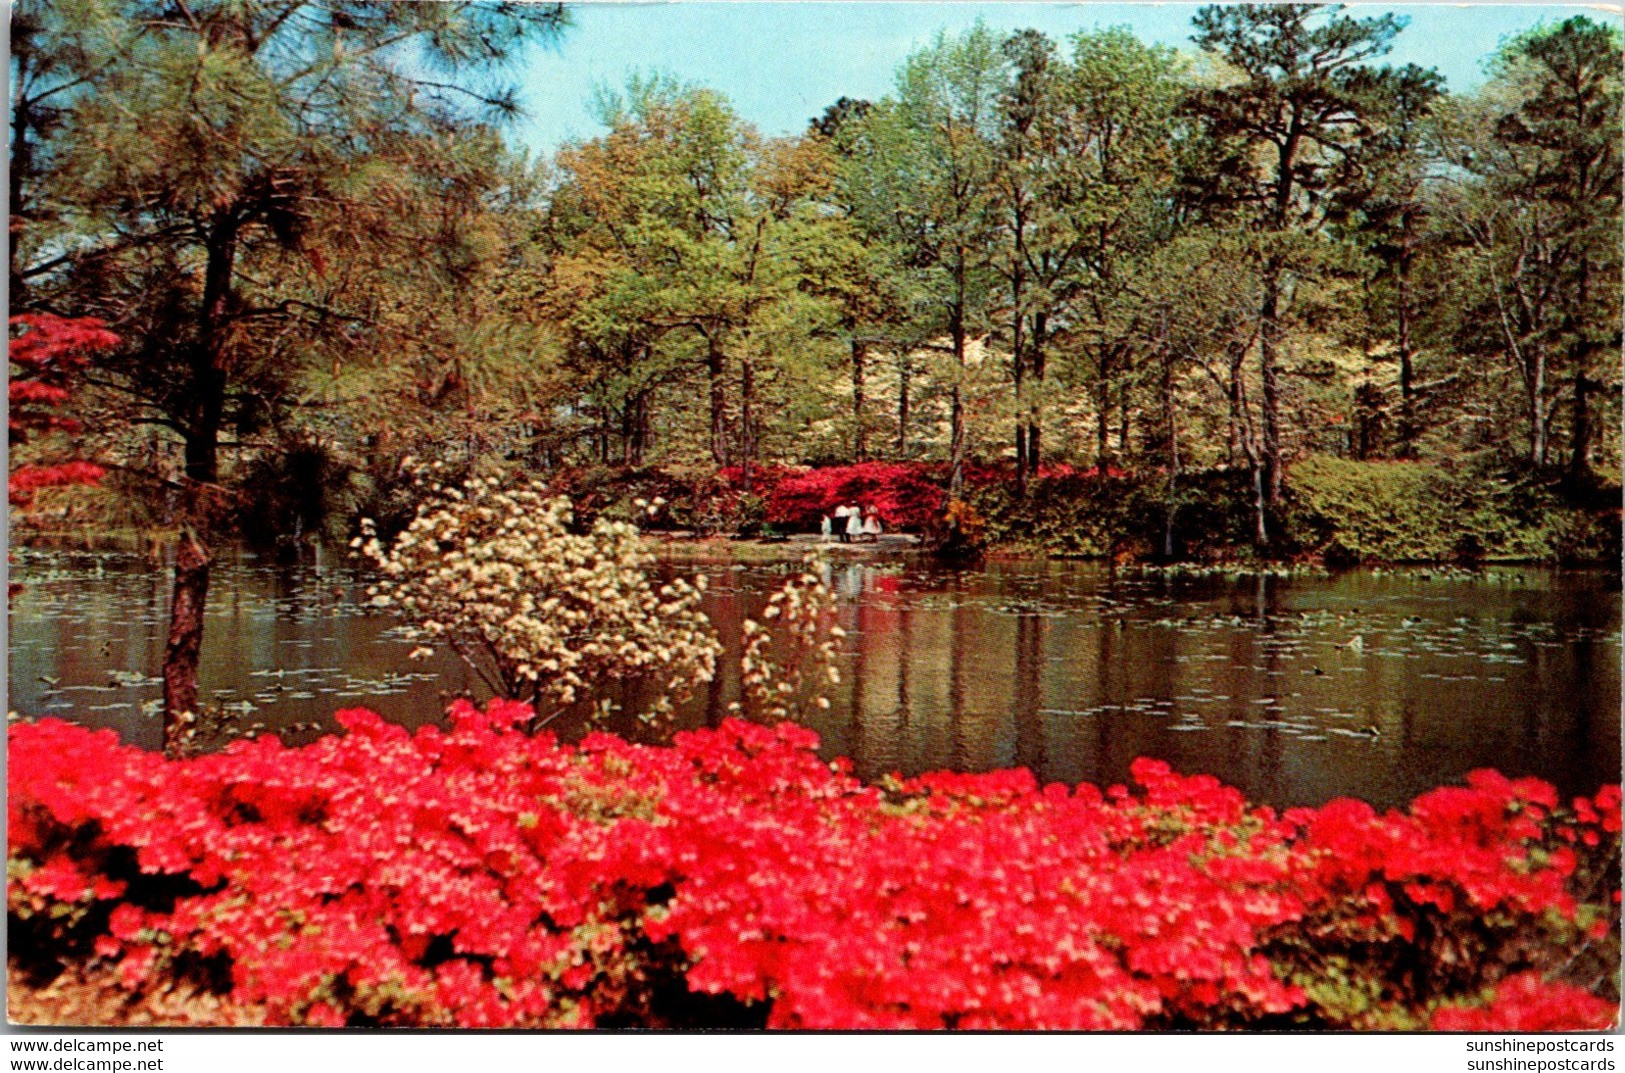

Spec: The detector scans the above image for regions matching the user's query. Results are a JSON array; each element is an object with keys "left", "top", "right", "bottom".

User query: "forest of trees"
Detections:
[{"left": 10, "top": 3, "right": 1623, "bottom": 718}]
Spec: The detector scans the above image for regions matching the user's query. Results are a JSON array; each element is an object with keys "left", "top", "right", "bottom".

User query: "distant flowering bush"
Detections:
[
  {"left": 727, "top": 462, "right": 1137, "bottom": 534},
  {"left": 8, "top": 710, "right": 1619, "bottom": 1030},
  {"left": 354, "top": 474, "right": 720, "bottom": 721},
  {"left": 754, "top": 463, "right": 947, "bottom": 531}
]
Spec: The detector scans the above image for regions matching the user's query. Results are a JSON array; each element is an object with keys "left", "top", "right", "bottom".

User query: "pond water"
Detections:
[{"left": 8, "top": 545, "right": 1620, "bottom": 810}]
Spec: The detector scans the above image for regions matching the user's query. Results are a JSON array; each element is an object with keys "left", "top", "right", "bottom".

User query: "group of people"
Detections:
[{"left": 821, "top": 504, "right": 884, "bottom": 544}]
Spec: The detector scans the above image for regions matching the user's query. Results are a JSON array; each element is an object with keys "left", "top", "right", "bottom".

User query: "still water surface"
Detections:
[{"left": 9, "top": 545, "right": 1619, "bottom": 810}]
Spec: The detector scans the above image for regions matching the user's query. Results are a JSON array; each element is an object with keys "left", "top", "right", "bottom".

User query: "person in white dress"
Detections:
[
  {"left": 820, "top": 514, "right": 833, "bottom": 542},
  {"left": 862, "top": 508, "right": 883, "bottom": 541},
  {"left": 844, "top": 505, "right": 863, "bottom": 543}
]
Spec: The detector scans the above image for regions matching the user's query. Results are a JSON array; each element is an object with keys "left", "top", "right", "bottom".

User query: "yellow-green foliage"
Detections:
[
  {"left": 1286, "top": 455, "right": 1618, "bottom": 563},
  {"left": 1286, "top": 457, "right": 1467, "bottom": 561}
]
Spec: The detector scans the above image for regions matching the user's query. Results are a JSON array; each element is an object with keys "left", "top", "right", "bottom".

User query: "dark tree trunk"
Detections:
[
  {"left": 621, "top": 389, "right": 649, "bottom": 467},
  {"left": 739, "top": 353, "right": 756, "bottom": 492},
  {"left": 161, "top": 531, "right": 211, "bottom": 755},
  {"left": 1260, "top": 127, "right": 1298, "bottom": 507},
  {"left": 1095, "top": 355, "right": 1112, "bottom": 469},
  {"left": 706, "top": 333, "right": 728, "bottom": 467},
  {"left": 1014, "top": 395, "right": 1028, "bottom": 490},
  {"left": 1258, "top": 266, "right": 1284, "bottom": 508},
  {"left": 1565, "top": 258, "right": 1595, "bottom": 487},
  {"left": 1160, "top": 340, "right": 1180, "bottom": 561},
  {"left": 1026, "top": 313, "right": 1047, "bottom": 477},
  {"left": 852, "top": 337, "right": 868, "bottom": 463},
  {"left": 947, "top": 249, "right": 970, "bottom": 496},
  {"left": 1567, "top": 364, "right": 1593, "bottom": 487},
  {"left": 163, "top": 211, "right": 238, "bottom": 746},
  {"left": 896, "top": 351, "right": 911, "bottom": 458},
  {"left": 1395, "top": 237, "right": 1417, "bottom": 459},
  {"left": 1224, "top": 342, "right": 1268, "bottom": 549},
  {"left": 1011, "top": 275, "right": 1028, "bottom": 496},
  {"left": 1252, "top": 464, "right": 1269, "bottom": 549},
  {"left": 621, "top": 399, "right": 635, "bottom": 467},
  {"left": 184, "top": 236, "right": 234, "bottom": 484},
  {"left": 1529, "top": 345, "right": 1549, "bottom": 468},
  {"left": 9, "top": 52, "right": 33, "bottom": 306},
  {"left": 1226, "top": 354, "right": 1244, "bottom": 467},
  {"left": 635, "top": 389, "right": 651, "bottom": 461},
  {"left": 948, "top": 306, "right": 966, "bottom": 496}
]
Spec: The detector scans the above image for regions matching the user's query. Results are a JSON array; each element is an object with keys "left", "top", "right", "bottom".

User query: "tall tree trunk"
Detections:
[
  {"left": 621, "top": 394, "right": 635, "bottom": 467},
  {"left": 1252, "top": 464, "right": 1269, "bottom": 548},
  {"left": 851, "top": 337, "right": 868, "bottom": 463},
  {"left": 634, "top": 389, "right": 651, "bottom": 462},
  {"left": 9, "top": 50, "right": 34, "bottom": 307},
  {"left": 1160, "top": 338, "right": 1180, "bottom": 561},
  {"left": 1011, "top": 272, "right": 1028, "bottom": 495},
  {"left": 163, "top": 211, "right": 237, "bottom": 749},
  {"left": 162, "top": 530, "right": 211, "bottom": 755},
  {"left": 1026, "top": 313, "right": 1047, "bottom": 476},
  {"left": 1564, "top": 258, "right": 1593, "bottom": 485},
  {"left": 1095, "top": 352, "right": 1112, "bottom": 469},
  {"left": 739, "top": 352, "right": 756, "bottom": 492},
  {"left": 1226, "top": 354, "right": 1244, "bottom": 467},
  {"left": 1224, "top": 342, "right": 1267, "bottom": 549},
  {"left": 706, "top": 332, "right": 728, "bottom": 467},
  {"left": 1258, "top": 265, "right": 1284, "bottom": 507},
  {"left": 1395, "top": 238, "right": 1417, "bottom": 459},
  {"left": 896, "top": 351, "right": 911, "bottom": 458},
  {"left": 1567, "top": 364, "right": 1593, "bottom": 487},
  {"left": 621, "top": 389, "right": 649, "bottom": 467},
  {"left": 948, "top": 309, "right": 966, "bottom": 496},
  {"left": 1530, "top": 344, "right": 1548, "bottom": 467},
  {"left": 948, "top": 265, "right": 967, "bottom": 496}
]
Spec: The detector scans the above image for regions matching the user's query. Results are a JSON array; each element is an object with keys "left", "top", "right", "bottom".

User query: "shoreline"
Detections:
[
  {"left": 637, "top": 531, "right": 1623, "bottom": 573},
  {"left": 9, "top": 526, "right": 1621, "bottom": 573}
]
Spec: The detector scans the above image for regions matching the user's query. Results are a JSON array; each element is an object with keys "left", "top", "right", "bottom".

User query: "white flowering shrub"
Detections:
[
  {"left": 731, "top": 556, "right": 844, "bottom": 724},
  {"left": 355, "top": 475, "right": 720, "bottom": 724}
]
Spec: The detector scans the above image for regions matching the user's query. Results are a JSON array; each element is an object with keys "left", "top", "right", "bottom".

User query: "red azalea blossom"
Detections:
[
  {"left": 746, "top": 462, "right": 947, "bottom": 530},
  {"left": 1431, "top": 972, "right": 1619, "bottom": 1031},
  {"left": 7, "top": 707, "right": 1619, "bottom": 1030},
  {"left": 8, "top": 315, "right": 117, "bottom": 508}
]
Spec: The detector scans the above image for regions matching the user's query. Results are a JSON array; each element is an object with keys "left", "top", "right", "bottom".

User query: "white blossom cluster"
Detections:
[
  {"left": 731, "top": 555, "right": 844, "bottom": 724},
  {"left": 354, "top": 473, "right": 721, "bottom": 724}
]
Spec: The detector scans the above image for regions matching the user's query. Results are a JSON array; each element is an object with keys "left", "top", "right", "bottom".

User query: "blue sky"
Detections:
[{"left": 511, "top": 3, "right": 1619, "bottom": 156}]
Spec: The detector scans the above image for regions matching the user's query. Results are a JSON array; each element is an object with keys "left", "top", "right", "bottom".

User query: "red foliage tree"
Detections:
[{"left": 8, "top": 314, "right": 116, "bottom": 508}]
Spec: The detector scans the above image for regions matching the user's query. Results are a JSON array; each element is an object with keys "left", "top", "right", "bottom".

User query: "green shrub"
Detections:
[
  {"left": 967, "top": 468, "right": 1258, "bottom": 561},
  {"left": 1284, "top": 456, "right": 1621, "bottom": 564}
]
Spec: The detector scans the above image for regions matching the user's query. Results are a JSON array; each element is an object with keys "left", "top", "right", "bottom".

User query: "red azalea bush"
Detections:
[
  {"left": 8, "top": 707, "right": 1620, "bottom": 1030},
  {"left": 8, "top": 314, "right": 117, "bottom": 508},
  {"left": 756, "top": 463, "right": 946, "bottom": 531},
  {"left": 1430, "top": 972, "right": 1619, "bottom": 1032}
]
